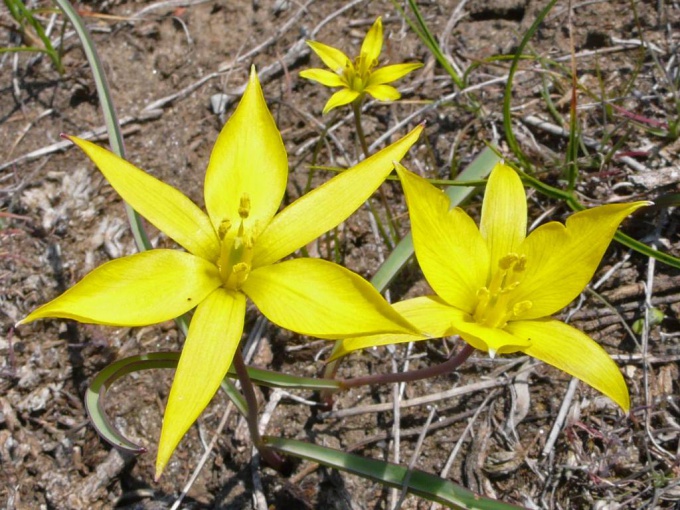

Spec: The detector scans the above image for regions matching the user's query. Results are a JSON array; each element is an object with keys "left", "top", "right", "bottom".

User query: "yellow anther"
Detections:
[
  {"left": 218, "top": 219, "right": 231, "bottom": 240},
  {"left": 476, "top": 287, "right": 490, "bottom": 300},
  {"left": 238, "top": 194, "right": 251, "bottom": 219},
  {"left": 499, "top": 253, "right": 519, "bottom": 270},
  {"left": 513, "top": 301, "right": 533, "bottom": 317},
  {"left": 515, "top": 255, "right": 527, "bottom": 272},
  {"left": 500, "top": 281, "right": 520, "bottom": 294},
  {"left": 233, "top": 262, "right": 249, "bottom": 274}
]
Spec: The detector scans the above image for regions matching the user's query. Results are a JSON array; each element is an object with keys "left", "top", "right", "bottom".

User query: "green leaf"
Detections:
[
  {"left": 264, "top": 436, "right": 526, "bottom": 510},
  {"left": 86, "top": 352, "right": 342, "bottom": 453}
]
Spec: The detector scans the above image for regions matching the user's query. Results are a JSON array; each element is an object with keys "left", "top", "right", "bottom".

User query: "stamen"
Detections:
[
  {"left": 499, "top": 253, "right": 519, "bottom": 270},
  {"left": 513, "top": 301, "right": 532, "bottom": 317},
  {"left": 218, "top": 219, "right": 231, "bottom": 240},
  {"left": 238, "top": 194, "right": 251, "bottom": 219},
  {"left": 514, "top": 255, "right": 527, "bottom": 272},
  {"left": 473, "top": 253, "right": 531, "bottom": 329}
]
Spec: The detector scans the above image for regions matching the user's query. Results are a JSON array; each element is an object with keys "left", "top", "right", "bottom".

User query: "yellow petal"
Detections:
[
  {"left": 396, "top": 163, "right": 488, "bottom": 315},
  {"left": 330, "top": 295, "right": 459, "bottom": 359},
  {"left": 252, "top": 126, "right": 422, "bottom": 267},
  {"left": 18, "top": 250, "right": 221, "bottom": 326},
  {"left": 507, "top": 319, "right": 629, "bottom": 411},
  {"left": 360, "top": 17, "right": 383, "bottom": 76},
  {"left": 68, "top": 137, "right": 219, "bottom": 261},
  {"left": 299, "top": 68, "right": 345, "bottom": 87},
  {"left": 306, "top": 41, "right": 351, "bottom": 74},
  {"left": 242, "top": 258, "right": 418, "bottom": 339},
  {"left": 449, "top": 314, "right": 531, "bottom": 354},
  {"left": 368, "top": 63, "right": 423, "bottom": 86},
  {"left": 480, "top": 163, "right": 527, "bottom": 274},
  {"left": 511, "top": 201, "right": 650, "bottom": 319},
  {"left": 204, "top": 67, "right": 287, "bottom": 236},
  {"left": 156, "top": 289, "right": 245, "bottom": 477},
  {"left": 365, "top": 84, "right": 401, "bottom": 102},
  {"left": 322, "top": 88, "right": 361, "bottom": 113}
]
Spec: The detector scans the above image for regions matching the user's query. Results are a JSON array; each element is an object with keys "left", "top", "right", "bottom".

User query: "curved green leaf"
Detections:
[
  {"left": 86, "top": 352, "right": 342, "bottom": 453},
  {"left": 264, "top": 436, "right": 526, "bottom": 510}
]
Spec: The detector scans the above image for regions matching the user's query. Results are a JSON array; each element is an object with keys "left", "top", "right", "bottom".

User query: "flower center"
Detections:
[
  {"left": 343, "top": 56, "right": 377, "bottom": 92},
  {"left": 216, "top": 194, "right": 255, "bottom": 290},
  {"left": 472, "top": 253, "right": 532, "bottom": 329}
]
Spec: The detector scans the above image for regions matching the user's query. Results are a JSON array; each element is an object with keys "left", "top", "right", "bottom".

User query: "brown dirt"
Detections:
[{"left": 1, "top": 0, "right": 679, "bottom": 509}]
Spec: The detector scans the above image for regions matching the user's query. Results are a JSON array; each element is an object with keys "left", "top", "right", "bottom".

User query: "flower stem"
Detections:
[
  {"left": 338, "top": 343, "right": 475, "bottom": 389},
  {"left": 232, "top": 349, "right": 286, "bottom": 471},
  {"left": 350, "top": 98, "right": 400, "bottom": 246},
  {"left": 352, "top": 99, "right": 370, "bottom": 158}
]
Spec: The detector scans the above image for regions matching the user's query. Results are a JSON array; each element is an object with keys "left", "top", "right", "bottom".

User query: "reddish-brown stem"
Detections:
[
  {"left": 338, "top": 344, "right": 476, "bottom": 389},
  {"left": 232, "top": 349, "right": 286, "bottom": 472}
]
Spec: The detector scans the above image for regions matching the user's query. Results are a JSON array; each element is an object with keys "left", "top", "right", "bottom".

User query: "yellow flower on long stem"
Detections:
[
  {"left": 300, "top": 17, "right": 422, "bottom": 113},
  {"left": 334, "top": 162, "right": 650, "bottom": 411},
  {"left": 19, "top": 68, "right": 422, "bottom": 477}
]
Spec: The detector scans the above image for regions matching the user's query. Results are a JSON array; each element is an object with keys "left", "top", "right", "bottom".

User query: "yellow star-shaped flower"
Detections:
[
  {"left": 334, "top": 162, "right": 650, "bottom": 411},
  {"left": 300, "top": 17, "right": 423, "bottom": 113},
  {"left": 19, "top": 68, "right": 422, "bottom": 476}
]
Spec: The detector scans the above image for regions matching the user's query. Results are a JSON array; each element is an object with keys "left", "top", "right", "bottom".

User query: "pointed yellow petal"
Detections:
[
  {"left": 396, "top": 163, "right": 488, "bottom": 315},
  {"left": 322, "top": 88, "right": 361, "bottom": 113},
  {"left": 365, "top": 84, "right": 401, "bottom": 102},
  {"left": 331, "top": 295, "right": 459, "bottom": 359},
  {"left": 299, "top": 68, "right": 345, "bottom": 87},
  {"left": 252, "top": 126, "right": 422, "bottom": 267},
  {"left": 242, "top": 258, "right": 418, "bottom": 339},
  {"left": 360, "top": 17, "right": 383, "bottom": 75},
  {"left": 368, "top": 63, "right": 423, "bottom": 86},
  {"left": 511, "top": 201, "right": 650, "bottom": 319},
  {"left": 306, "top": 41, "right": 351, "bottom": 73},
  {"left": 449, "top": 315, "right": 531, "bottom": 354},
  {"left": 156, "top": 289, "right": 245, "bottom": 477},
  {"left": 507, "top": 319, "right": 629, "bottom": 411},
  {"left": 68, "top": 137, "right": 219, "bottom": 261},
  {"left": 18, "top": 250, "right": 221, "bottom": 326},
  {"left": 480, "top": 163, "right": 527, "bottom": 273},
  {"left": 204, "top": 67, "right": 287, "bottom": 235}
]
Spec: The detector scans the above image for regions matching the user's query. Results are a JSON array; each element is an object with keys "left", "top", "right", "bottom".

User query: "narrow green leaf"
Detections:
[
  {"left": 6, "top": 0, "right": 64, "bottom": 73},
  {"left": 53, "top": 0, "right": 152, "bottom": 254},
  {"left": 264, "top": 436, "right": 526, "bottom": 510},
  {"left": 503, "top": 0, "right": 560, "bottom": 169},
  {"left": 85, "top": 352, "right": 342, "bottom": 453},
  {"left": 54, "top": 0, "right": 191, "bottom": 336}
]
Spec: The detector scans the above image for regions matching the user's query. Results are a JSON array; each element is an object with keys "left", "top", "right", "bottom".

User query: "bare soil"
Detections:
[{"left": 1, "top": 1, "right": 679, "bottom": 509}]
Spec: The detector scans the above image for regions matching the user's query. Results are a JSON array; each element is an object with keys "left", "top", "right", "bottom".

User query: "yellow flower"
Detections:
[
  {"left": 19, "top": 68, "right": 422, "bottom": 476},
  {"left": 334, "top": 162, "right": 650, "bottom": 411},
  {"left": 300, "top": 16, "right": 423, "bottom": 113}
]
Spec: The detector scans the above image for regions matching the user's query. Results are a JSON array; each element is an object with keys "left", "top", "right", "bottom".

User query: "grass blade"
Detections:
[{"left": 503, "top": 0, "right": 559, "bottom": 169}]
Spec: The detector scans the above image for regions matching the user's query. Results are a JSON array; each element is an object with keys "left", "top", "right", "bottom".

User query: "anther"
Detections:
[
  {"left": 218, "top": 219, "right": 231, "bottom": 240},
  {"left": 514, "top": 255, "right": 527, "bottom": 272},
  {"left": 512, "top": 301, "right": 533, "bottom": 317},
  {"left": 238, "top": 194, "right": 251, "bottom": 219},
  {"left": 499, "top": 253, "right": 519, "bottom": 270}
]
